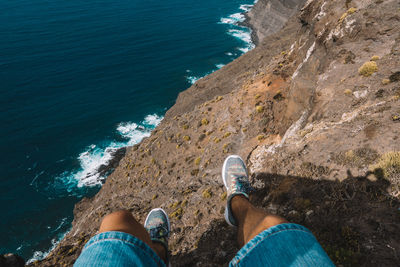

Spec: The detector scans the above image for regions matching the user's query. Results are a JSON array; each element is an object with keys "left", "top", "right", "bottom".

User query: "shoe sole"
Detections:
[
  {"left": 222, "top": 155, "right": 247, "bottom": 190},
  {"left": 144, "top": 208, "right": 171, "bottom": 237}
]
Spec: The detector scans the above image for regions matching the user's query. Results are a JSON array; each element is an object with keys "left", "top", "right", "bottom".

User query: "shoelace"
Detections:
[
  {"left": 230, "top": 175, "right": 252, "bottom": 195},
  {"left": 149, "top": 225, "right": 169, "bottom": 240}
]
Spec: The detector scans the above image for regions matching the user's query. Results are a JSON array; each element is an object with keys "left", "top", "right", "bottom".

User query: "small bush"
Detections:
[
  {"left": 202, "top": 189, "right": 212, "bottom": 198},
  {"left": 183, "top": 135, "right": 190, "bottom": 141},
  {"left": 223, "top": 132, "right": 231, "bottom": 138},
  {"left": 220, "top": 191, "right": 227, "bottom": 201},
  {"left": 369, "top": 152, "right": 400, "bottom": 178},
  {"left": 201, "top": 118, "right": 209, "bottom": 125},
  {"left": 358, "top": 61, "right": 378, "bottom": 77},
  {"left": 344, "top": 89, "right": 353, "bottom": 96},
  {"left": 256, "top": 106, "right": 264, "bottom": 113},
  {"left": 370, "top": 55, "right": 379, "bottom": 61}
]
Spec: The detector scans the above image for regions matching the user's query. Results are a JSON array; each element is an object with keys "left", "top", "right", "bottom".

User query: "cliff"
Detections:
[
  {"left": 34, "top": 0, "right": 400, "bottom": 266},
  {"left": 245, "top": 0, "right": 307, "bottom": 44}
]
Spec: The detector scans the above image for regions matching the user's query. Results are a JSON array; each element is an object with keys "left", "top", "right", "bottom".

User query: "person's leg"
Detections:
[
  {"left": 99, "top": 210, "right": 167, "bottom": 263},
  {"left": 230, "top": 195, "right": 287, "bottom": 247}
]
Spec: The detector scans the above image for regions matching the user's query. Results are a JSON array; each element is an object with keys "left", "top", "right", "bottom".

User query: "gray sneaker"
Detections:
[
  {"left": 144, "top": 208, "right": 170, "bottom": 261},
  {"left": 222, "top": 155, "right": 252, "bottom": 226}
]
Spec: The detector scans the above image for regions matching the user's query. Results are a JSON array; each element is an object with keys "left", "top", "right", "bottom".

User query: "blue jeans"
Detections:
[{"left": 74, "top": 223, "right": 334, "bottom": 266}]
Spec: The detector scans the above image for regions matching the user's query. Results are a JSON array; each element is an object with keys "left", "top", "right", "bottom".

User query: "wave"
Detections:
[
  {"left": 185, "top": 1, "right": 256, "bottom": 85},
  {"left": 27, "top": 114, "right": 162, "bottom": 263},
  {"left": 26, "top": 218, "right": 69, "bottom": 264},
  {"left": 227, "top": 28, "right": 255, "bottom": 53},
  {"left": 26, "top": 231, "right": 68, "bottom": 264},
  {"left": 219, "top": 2, "right": 256, "bottom": 54},
  {"left": 56, "top": 114, "right": 163, "bottom": 189}
]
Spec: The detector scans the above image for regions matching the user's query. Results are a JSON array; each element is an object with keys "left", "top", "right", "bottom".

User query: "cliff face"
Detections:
[
  {"left": 36, "top": 0, "right": 400, "bottom": 266},
  {"left": 245, "top": 0, "right": 307, "bottom": 44}
]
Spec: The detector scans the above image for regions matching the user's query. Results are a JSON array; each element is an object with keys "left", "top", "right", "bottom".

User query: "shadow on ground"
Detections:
[{"left": 171, "top": 171, "right": 400, "bottom": 266}]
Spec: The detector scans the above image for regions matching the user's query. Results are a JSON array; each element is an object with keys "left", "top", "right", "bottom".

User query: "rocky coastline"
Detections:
[{"left": 24, "top": 0, "right": 400, "bottom": 266}]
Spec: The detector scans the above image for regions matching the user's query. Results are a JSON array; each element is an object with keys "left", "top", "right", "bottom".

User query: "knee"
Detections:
[
  {"left": 99, "top": 210, "right": 136, "bottom": 232},
  {"left": 261, "top": 215, "right": 288, "bottom": 229},
  {"left": 103, "top": 210, "right": 133, "bottom": 222}
]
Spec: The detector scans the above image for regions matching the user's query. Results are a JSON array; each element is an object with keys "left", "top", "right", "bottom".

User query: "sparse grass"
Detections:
[
  {"left": 170, "top": 207, "right": 183, "bottom": 219},
  {"left": 257, "top": 135, "right": 265, "bottom": 141},
  {"left": 255, "top": 94, "right": 261, "bottom": 99},
  {"left": 339, "top": 7, "right": 357, "bottom": 23},
  {"left": 194, "top": 157, "right": 201, "bottom": 165},
  {"left": 216, "top": 96, "right": 223, "bottom": 102},
  {"left": 183, "top": 135, "right": 190, "bottom": 141},
  {"left": 223, "top": 132, "right": 231, "bottom": 138},
  {"left": 201, "top": 118, "right": 209, "bottom": 126},
  {"left": 182, "top": 124, "right": 189, "bottom": 130},
  {"left": 370, "top": 55, "right": 379, "bottom": 61},
  {"left": 333, "top": 148, "right": 378, "bottom": 168},
  {"left": 181, "top": 199, "right": 188, "bottom": 207},
  {"left": 358, "top": 61, "right": 378, "bottom": 77},
  {"left": 382, "top": 79, "right": 390, "bottom": 85},
  {"left": 370, "top": 152, "right": 400, "bottom": 179},
  {"left": 344, "top": 89, "right": 353, "bottom": 96},
  {"left": 214, "top": 137, "right": 221, "bottom": 143},
  {"left": 299, "top": 127, "right": 313, "bottom": 137},
  {"left": 256, "top": 105, "right": 264, "bottom": 113},
  {"left": 169, "top": 201, "right": 181, "bottom": 209},
  {"left": 202, "top": 188, "right": 212, "bottom": 198},
  {"left": 220, "top": 191, "right": 227, "bottom": 201}
]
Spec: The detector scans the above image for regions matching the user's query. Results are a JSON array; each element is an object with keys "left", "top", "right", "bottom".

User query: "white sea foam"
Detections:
[
  {"left": 143, "top": 114, "right": 163, "bottom": 127},
  {"left": 56, "top": 114, "right": 163, "bottom": 188},
  {"left": 218, "top": 1, "right": 256, "bottom": 55},
  {"left": 219, "top": 12, "right": 245, "bottom": 25},
  {"left": 228, "top": 28, "right": 255, "bottom": 53},
  {"left": 186, "top": 71, "right": 213, "bottom": 85},
  {"left": 216, "top": 63, "right": 225, "bottom": 69},
  {"left": 27, "top": 229, "right": 68, "bottom": 264},
  {"left": 186, "top": 75, "right": 201, "bottom": 84},
  {"left": 239, "top": 4, "right": 253, "bottom": 12}
]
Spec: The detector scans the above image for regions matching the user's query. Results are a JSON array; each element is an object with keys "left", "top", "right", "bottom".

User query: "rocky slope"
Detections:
[{"left": 32, "top": 0, "right": 400, "bottom": 266}]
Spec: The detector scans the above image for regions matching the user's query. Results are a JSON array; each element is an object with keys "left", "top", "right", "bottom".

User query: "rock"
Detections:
[
  {"left": 97, "top": 147, "right": 126, "bottom": 179},
  {"left": 389, "top": 71, "right": 400, "bottom": 82},
  {"left": 0, "top": 254, "right": 25, "bottom": 267}
]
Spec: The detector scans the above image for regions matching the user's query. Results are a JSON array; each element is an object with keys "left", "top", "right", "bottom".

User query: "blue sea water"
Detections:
[{"left": 0, "top": 0, "right": 255, "bottom": 261}]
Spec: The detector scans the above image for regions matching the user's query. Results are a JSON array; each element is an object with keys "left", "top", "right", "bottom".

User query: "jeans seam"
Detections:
[
  {"left": 84, "top": 236, "right": 164, "bottom": 266},
  {"left": 233, "top": 228, "right": 313, "bottom": 265}
]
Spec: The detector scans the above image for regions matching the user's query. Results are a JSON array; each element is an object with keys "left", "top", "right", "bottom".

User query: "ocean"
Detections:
[{"left": 0, "top": 0, "right": 255, "bottom": 261}]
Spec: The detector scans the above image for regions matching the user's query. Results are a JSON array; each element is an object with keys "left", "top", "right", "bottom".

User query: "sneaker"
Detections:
[
  {"left": 222, "top": 155, "right": 252, "bottom": 226},
  {"left": 144, "top": 208, "right": 170, "bottom": 262}
]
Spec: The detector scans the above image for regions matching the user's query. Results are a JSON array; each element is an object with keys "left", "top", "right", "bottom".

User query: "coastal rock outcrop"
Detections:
[{"left": 33, "top": 0, "right": 400, "bottom": 266}]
